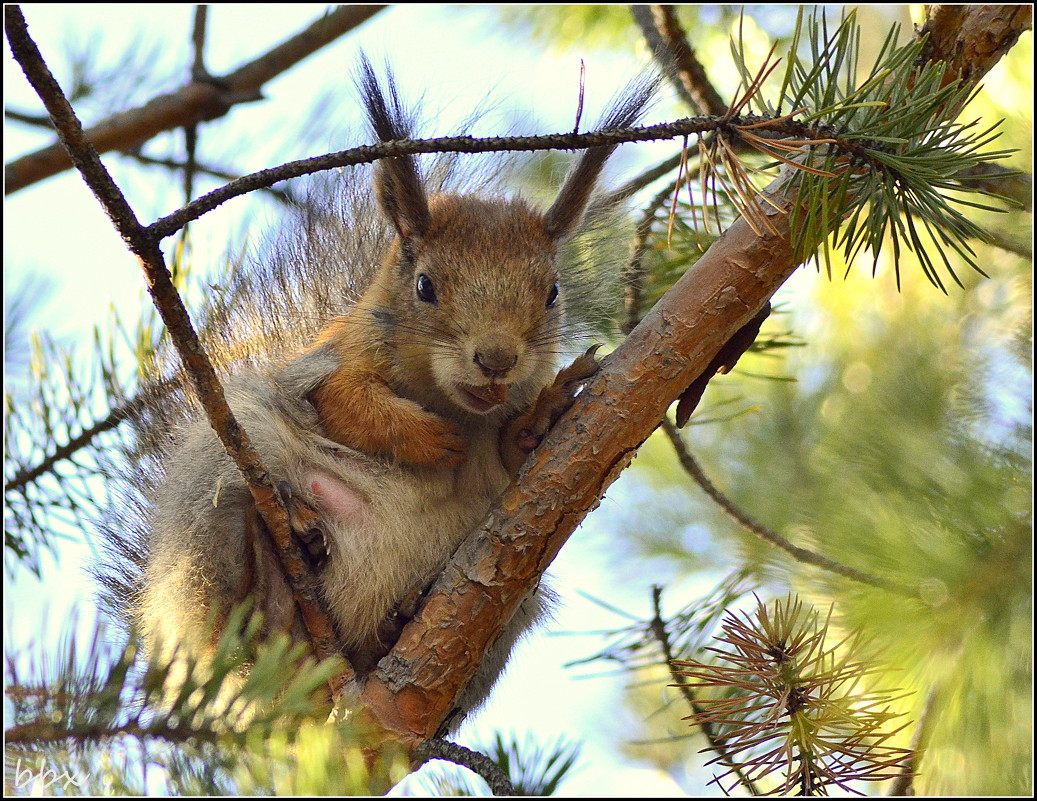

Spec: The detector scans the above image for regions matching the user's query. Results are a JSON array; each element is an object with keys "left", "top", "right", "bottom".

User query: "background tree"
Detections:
[{"left": 4, "top": 4, "right": 1031, "bottom": 796}]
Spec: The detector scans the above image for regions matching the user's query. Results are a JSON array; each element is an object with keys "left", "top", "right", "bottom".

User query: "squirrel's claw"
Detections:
[
  {"left": 276, "top": 481, "right": 329, "bottom": 569},
  {"left": 500, "top": 344, "right": 602, "bottom": 475}
]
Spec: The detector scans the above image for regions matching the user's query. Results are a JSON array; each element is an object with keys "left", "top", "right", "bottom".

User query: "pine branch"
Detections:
[
  {"left": 3, "top": 611, "right": 392, "bottom": 796},
  {"left": 673, "top": 595, "right": 915, "bottom": 795},
  {"left": 660, "top": 420, "right": 918, "bottom": 597},
  {"left": 4, "top": 5, "right": 387, "bottom": 194},
  {"left": 4, "top": 395, "right": 142, "bottom": 495}
]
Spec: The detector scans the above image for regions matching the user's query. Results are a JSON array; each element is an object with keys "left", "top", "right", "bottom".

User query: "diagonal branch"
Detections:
[
  {"left": 355, "top": 3, "right": 1032, "bottom": 743},
  {"left": 4, "top": 4, "right": 351, "bottom": 693},
  {"left": 4, "top": 5, "right": 386, "bottom": 194}
]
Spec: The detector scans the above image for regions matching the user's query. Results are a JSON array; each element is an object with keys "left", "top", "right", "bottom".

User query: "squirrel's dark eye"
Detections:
[
  {"left": 546, "top": 282, "right": 560, "bottom": 309},
  {"left": 416, "top": 273, "right": 437, "bottom": 304}
]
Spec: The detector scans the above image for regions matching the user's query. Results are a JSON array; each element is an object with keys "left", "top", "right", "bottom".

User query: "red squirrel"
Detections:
[{"left": 127, "top": 60, "right": 654, "bottom": 729}]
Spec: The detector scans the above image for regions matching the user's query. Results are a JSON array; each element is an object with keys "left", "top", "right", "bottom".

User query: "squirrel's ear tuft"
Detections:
[
  {"left": 357, "top": 55, "right": 431, "bottom": 241},
  {"left": 542, "top": 73, "right": 659, "bottom": 242}
]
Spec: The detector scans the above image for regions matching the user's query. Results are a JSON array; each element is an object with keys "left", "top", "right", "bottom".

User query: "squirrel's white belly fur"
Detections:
[{"left": 139, "top": 357, "right": 548, "bottom": 717}]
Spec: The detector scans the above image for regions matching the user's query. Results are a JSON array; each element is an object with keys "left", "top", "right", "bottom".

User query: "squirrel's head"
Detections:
[
  {"left": 358, "top": 57, "right": 654, "bottom": 417},
  {"left": 377, "top": 193, "right": 567, "bottom": 417}
]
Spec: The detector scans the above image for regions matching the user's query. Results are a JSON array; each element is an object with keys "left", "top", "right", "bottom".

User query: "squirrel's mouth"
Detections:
[{"left": 456, "top": 382, "right": 509, "bottom": 413}]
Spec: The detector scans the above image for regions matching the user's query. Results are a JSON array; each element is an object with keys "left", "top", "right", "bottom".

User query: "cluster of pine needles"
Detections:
[
  {"left": 674, "top": 595, "right": 914, "bottom": 795},
  {"left": 669, "top": 9, "right": 1011, "bottom": 291}
]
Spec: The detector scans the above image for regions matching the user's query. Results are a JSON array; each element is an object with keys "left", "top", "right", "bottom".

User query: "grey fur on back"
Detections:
[{"left": 95, "top": 64, "right": 653, "bottom": 730}]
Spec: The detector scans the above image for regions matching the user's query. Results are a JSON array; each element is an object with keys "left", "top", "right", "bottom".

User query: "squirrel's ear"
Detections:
[
  {"left": 358, "top": 55, "right": 431, "bottom": 240},
  {"left": 542, "top": 73, "right": 658, "bottom": 242}
]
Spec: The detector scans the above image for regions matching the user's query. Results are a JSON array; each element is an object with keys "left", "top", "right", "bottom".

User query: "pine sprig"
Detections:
[
  {"left": 673, "top": 595, "right": 914, "bottom": 796},
  {"left": 738, "top": 8, "right": 1015, "bottom": 289},
  {"left": 4, "top": 608, "right": 405, "bottom": 795}
]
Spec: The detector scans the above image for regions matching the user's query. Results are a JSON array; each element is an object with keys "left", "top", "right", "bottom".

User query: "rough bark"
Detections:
[{"left": 355, "top": 4, "right": 1033, "bottom": 743}]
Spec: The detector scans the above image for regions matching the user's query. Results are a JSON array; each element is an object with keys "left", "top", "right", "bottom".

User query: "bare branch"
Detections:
[
  {"left": 147, "top": 114, "right": 908, "bottom": 241},
  {"left": 660, "top": 420, "right": 918, "bottom": 597},
  {"left": 631, "top": 5, "right": 728, "bottom": 115},
  {"left": 4, "top": 5, "right": 386, "bottom": 194},
  {"left": 415, "top": 739, "right": 515, "bottom": 797}
]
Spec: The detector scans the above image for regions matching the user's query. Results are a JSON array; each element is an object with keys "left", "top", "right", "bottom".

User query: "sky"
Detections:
[{"left": 4, "top": 5, "right": 706, "bottom": 795}]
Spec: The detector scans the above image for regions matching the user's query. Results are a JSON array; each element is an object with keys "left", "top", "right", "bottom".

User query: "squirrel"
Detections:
[{"left": 104, "top": 60, "right": 655, "bottom": 731}]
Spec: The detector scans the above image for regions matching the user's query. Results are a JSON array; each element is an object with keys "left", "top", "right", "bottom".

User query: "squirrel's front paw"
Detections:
[
  {"left": 394, "top": 412, "right": 468, "bottom": 469},
  {"left": 501, "top": 344, "right": 601, "bottom": 474}
]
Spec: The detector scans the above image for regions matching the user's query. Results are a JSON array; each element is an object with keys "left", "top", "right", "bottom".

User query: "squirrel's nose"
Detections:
[{"left": 474, "top": 347, "right": 518, "bottom": 380}]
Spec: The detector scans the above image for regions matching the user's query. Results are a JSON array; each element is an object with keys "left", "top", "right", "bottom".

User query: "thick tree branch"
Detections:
[
  {"left": 918, "top": 5, "right": 1032, "bottom": 89},
  {"left": 4, "top": 5, "right": 386, "bottom": 194},
  {"left": 355, "top": 3, "right": 1032, "bottom": 743}
]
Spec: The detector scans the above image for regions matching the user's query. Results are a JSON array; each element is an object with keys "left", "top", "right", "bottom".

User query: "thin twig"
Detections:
[
  {"left": 621, "top": 170, "right": 699, "bottom": 334},
  {"left": 4, "top": 396, "right": 143, "bottom": 495},
  {"left": 660, "top": 419, "right": 918, "bottom": 598},
  {"left": 887, "top": 686, "right": 939, "bottom": 796},
  {"left": 649, "top": 585, "right": 760, "bottom": 796},
  {"left": 190, "top": 5, "right": 209, "bottom": 82},
  {"left": 601, "top": 151, "right": 685, "bottom": 204},
  {"left": 182, "top": 5, "right": 210, "bottom": 208},
  {"left": 127, "top": 151, "right": 299, "bottom": 205},
  {"left": 416, "top": 738, "right": 515, "bottom": 797},
  {"left": 148, "top": 114, "right": 872, "bottom": 241}
]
